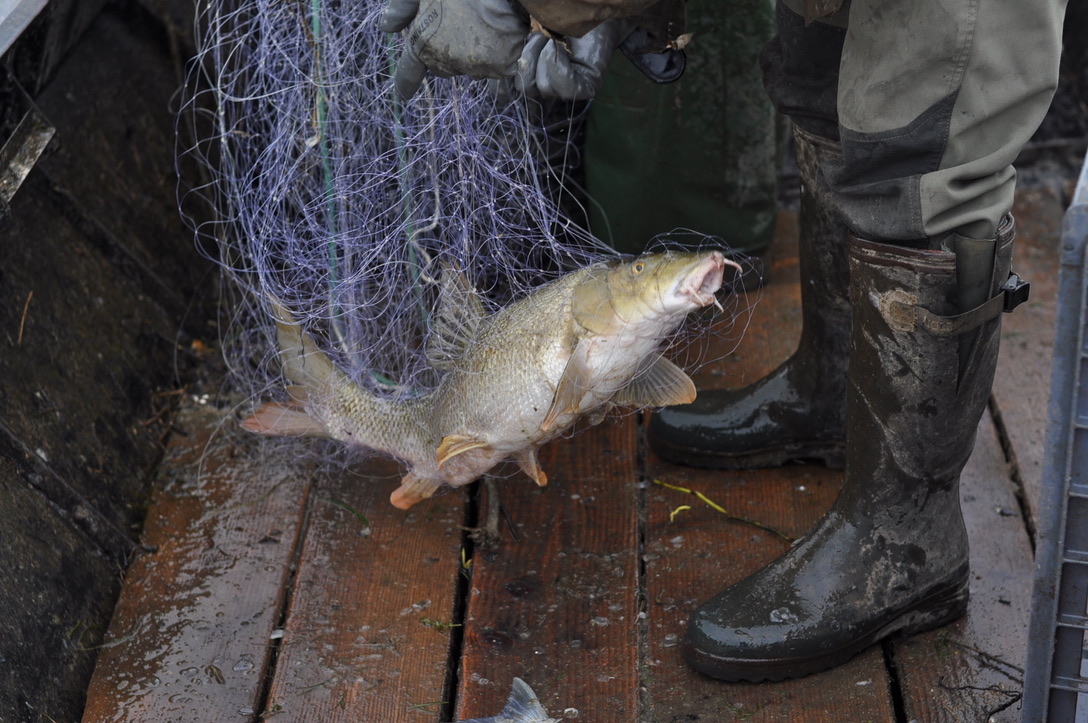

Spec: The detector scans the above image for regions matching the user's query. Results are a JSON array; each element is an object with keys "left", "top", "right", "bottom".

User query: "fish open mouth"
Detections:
[{"left": 679, "top": 251, "right": 738, "bottom": 310}]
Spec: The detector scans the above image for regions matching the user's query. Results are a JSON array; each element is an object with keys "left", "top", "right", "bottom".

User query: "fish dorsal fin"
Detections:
[
  {"left": 570, "top": 267, "right": 621, "bottom": 336},
  {"left": 455, "top": 677, "right": 554, "bottom": 723},
  {"left": 426, "top": 263, "right": 487, "bottom": 370},
  {"left": 541, "top": 338, "right": 595, "bottom": 432},
  {"left": 612, "top": 354, "right": 696, "bottom": 409}
]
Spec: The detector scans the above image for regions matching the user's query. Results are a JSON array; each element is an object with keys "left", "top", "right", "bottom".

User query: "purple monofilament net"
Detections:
[{"left": 180, "top": 0, "right": 754, "bottom": 412}]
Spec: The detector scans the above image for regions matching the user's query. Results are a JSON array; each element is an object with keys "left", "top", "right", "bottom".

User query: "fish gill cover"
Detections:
[{"left": 178, "top": 0, "right": 756, "bottom": 429}]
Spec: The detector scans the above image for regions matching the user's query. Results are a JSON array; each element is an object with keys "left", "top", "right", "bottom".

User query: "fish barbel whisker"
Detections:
[{"left": 710, "top": 258, "right": 744, "bottom": 312}]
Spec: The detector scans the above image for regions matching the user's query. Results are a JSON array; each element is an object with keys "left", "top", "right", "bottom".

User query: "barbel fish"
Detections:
[
  {"left": 243, "top": 250, "right": 735, "bottom": 508},
  {"left": 456, "top": 678, "right": 557, "bottom": 723}
]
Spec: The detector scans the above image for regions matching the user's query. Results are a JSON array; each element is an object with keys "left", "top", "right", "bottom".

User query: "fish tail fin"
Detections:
[
  {"left": 241, "top": 401, "right": 329, "bottom": 437},
  {"left": 502, "top": 678, "right": 552, "bottom": 721},
  {"left": 268, "top": 298, "right": 337, "bottom": 394},
  {"left": 455, "top": 677, "right": 553, "bottom": 722}
]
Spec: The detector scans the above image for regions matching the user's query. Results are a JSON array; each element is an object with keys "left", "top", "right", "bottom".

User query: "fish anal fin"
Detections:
[
  {"left": 241, "top": 402, "right": 327, "bottom": 437},
  {"left": 390, "top": 472, "right": 440, "bottom": 510},
  {"left": 613, "top": 355, "right": 696, "bottom": 408},
  {"left": 436, "top": 434, "right": 492, "bottom": 469},
  {"left": 542, "top": 341, "right": 594, "bottom": 432},
  {"left": 515, "top": 448, "right": 548, "bottom": 487}
]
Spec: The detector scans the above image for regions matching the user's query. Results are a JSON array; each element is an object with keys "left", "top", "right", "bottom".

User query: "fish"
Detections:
[
  {"left": 242, "top": 250, "right": 736, "bottom": 509},
  {"left": 456, "top": 678, "right": 558, "bottom": 723}
]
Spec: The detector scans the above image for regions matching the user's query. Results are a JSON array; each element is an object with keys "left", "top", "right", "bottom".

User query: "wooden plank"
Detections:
[
  {"left": 891, "top": 412, "right": 1035, "bottom": 721},
  {"left": 454, "top": 417, "right": 642, "bottom": 721},
  {"left": 992, "top": 187, "right": 1064, "bottom": 523},
  {"left": 263, "top": 457, "right": 465, "bottom": 722},
  {"left": 82, "top": 401, "right": 313, "bottom": 721}
]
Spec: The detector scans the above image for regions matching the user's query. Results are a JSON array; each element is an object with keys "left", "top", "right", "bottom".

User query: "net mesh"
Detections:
[{"left": 178, "top": 0, "right": 756, "bottom": 414}]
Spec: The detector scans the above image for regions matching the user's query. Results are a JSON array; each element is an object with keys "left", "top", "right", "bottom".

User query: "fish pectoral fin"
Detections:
[
  {"left": 436, "top": 434, "right": 492, "bottom": 469},
  {"left": 390, "top": 472, "right": 441, "bottom": 510},
  {"left": 515, "top": 448, "right": 548, "bottom": 487},
  {"left": 241, "top": 402, "right": 328, "bottom": 437},
  {"left": 542, "top": 342, "right": 594, "bottom": 432},
  {"left": 612, "top": 354, "right": 696, "bottom": 408}
]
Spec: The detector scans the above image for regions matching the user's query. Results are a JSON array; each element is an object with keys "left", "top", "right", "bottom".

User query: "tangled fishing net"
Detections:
[{"left": 180, "top": 0, "right": 756, "bottom": 418}]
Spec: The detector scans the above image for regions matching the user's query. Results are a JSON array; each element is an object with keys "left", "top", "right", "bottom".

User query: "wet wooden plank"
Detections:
[
  {"left": 454, "top": 418, "right": 642, "bottom": 721},
  {"left": 892, "top": 412, "right": 1034, "bottom": 722},
  {"left": 82, "top": 402, "right": 313, "bottom": 721},
  {"left": 992, "top": 187, "right": 1065, "bottom": 523},
  {"left": 263, "top": 457, "right": 465, "bottom": 722}
]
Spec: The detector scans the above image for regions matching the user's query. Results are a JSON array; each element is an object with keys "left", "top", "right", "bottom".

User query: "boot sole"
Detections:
[
  {"left": 682, "top": 577, "right": 970, "bottom": 683},
  {"left": 651, "top": 435, "right": 846, "bottom": 471}
]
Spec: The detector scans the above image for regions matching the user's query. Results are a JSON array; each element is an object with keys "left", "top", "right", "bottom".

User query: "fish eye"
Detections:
[{"left": 632, "top": 261, "right": 646, "bottom": 274}]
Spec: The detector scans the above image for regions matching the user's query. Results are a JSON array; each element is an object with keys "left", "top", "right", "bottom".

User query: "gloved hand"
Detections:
[
  {"left": 380, "top": 0, "right": 529, "bottom": 100},
  {"left": 511, "top": 19, "right": 631, "bottom": 101}
]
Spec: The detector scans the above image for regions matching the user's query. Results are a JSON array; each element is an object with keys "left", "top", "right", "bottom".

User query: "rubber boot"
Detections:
[
  {"left": 648, "top": 126, "right": 851, "bottom": 469},
  {"left": 682, "top": 217, "right": 1020, "bottom": 682}
]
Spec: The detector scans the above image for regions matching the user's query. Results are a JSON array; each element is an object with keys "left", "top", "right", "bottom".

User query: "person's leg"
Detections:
[
  {"left": 648, "top": 1, "right": 852, "bottom": 468},
  {"left": 648, "top": 125, "right": 852, "bottom": 469},
  {"left": 682, "top": 0, "right": 1065, "bottom": 681},
  {"left": 828, "top": 0, "right": 1065, "bottom": 243}
]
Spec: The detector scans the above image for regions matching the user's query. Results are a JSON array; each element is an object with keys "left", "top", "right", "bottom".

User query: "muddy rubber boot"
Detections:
[
  {"left": 648, "top": 126, "right": 851, "bottom": 470},
  {"left": 682, "top": 218, "right": 1023, "bottom": 682}
]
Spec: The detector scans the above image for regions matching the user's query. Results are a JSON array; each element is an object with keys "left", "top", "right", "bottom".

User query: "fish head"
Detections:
[{"left": 573, "top": 250, "right": 735, "bottom": 335}]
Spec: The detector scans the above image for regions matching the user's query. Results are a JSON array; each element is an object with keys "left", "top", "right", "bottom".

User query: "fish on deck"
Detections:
[
  {"left": 456, "top": 678, "right": 557, "bottom": 723},
  {"left": 243, "top": 251, "right": 737, "bottom": 509}
]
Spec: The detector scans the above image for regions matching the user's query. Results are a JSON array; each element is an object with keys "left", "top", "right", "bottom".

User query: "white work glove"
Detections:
[
  {"left": 380, "top": 0, "right": 529, "bottom": 100},
  {"left": 511, "top": 19, "right": 631, "bottom": 101}
]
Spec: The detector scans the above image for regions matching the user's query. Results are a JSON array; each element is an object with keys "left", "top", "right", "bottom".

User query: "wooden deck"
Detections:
[{"left": 81, "top": 186, "right": 1065, "bottom": 722}]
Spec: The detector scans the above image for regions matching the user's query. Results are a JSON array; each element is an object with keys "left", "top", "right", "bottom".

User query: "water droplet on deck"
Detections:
[{"left": 769, "top": 607, "right": 799, "bottom": 624}]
